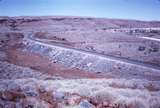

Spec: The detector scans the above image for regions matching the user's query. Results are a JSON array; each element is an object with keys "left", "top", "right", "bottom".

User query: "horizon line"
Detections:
[{"left": 0, "top": 15, "right": 160, "bottom": 22}]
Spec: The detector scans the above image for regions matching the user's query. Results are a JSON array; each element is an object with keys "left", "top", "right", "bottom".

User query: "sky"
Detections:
[{"left": 0, "top": 0, "right": 160, "bottom": 20}]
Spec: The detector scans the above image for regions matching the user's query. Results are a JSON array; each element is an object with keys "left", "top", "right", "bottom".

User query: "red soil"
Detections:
[{"left": 6, "top": 45, "right": 113, "bottom": 79}]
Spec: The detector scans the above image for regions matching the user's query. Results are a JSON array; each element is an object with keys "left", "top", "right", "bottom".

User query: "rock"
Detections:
[
  {"left": 21, "top": 97, "right": 52, "bottom": 108},
  {"left": 79, "top": 100, "right": 95, "bottom": 108},
  {"left": 22, "top": 86, "right": 38, "bottom": 97},
  {"left": 0, "top": 51, "right": 7, "bottom": 61},
  {"left": 64, "top": 95, "right": 82, "bottom": 106},
  {"left": 1, "top": 91, "right": 25, "bottom": 101},
  {"left": 53, "top": 91, "right": 65, "bottom": 101}
]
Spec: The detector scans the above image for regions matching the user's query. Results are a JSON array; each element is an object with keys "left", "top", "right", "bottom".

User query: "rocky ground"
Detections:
[{"left": 0, "top": 16, "right": 160, "bottom": 108}]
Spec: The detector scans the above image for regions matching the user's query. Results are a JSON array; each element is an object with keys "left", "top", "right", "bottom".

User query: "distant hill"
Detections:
[{"left": 0, "top": 16, "right": 160, "bottom": 30}]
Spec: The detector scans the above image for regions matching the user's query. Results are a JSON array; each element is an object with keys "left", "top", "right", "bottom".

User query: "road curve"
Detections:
[{"left": 25, "top": 33, "right": 160, "bottom": 71}]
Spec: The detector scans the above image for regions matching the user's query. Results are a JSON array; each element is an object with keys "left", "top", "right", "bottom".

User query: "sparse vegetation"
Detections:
[{"left": 0, "top": 17, "right": 160, "bottom": 108}]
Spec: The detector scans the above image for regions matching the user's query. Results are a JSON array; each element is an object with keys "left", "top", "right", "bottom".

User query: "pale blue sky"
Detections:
[{"left": 0, "top": 0, "right": 160, "bottom": 20}]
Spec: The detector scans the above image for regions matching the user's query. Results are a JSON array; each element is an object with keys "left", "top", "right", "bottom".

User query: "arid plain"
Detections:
[{"left": 0, "top": 16, "right": 160, "bottom": 108}]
